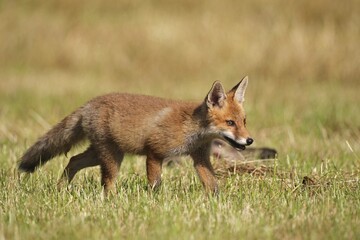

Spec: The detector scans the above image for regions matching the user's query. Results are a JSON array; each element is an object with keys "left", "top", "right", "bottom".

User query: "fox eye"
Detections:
[
  {"left": 244, "top": 118, "right": 247, "bottom": 126},
  {"left": 226, "top": 120, "right": 236, "bottom": 126}
]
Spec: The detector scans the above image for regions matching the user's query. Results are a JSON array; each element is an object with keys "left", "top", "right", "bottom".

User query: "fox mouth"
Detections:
[{"left": 222, "top": 136, "right": 246, "bottom": 151}]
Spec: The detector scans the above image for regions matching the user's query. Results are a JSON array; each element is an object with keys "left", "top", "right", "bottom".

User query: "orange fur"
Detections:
[{"left": 19, "top": 77, "right": 253, "bottom": 195}]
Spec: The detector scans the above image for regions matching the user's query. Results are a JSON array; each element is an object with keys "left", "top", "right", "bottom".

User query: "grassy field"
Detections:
[{"left": 1, "top": 0, "right": 359, "bottom": 239}]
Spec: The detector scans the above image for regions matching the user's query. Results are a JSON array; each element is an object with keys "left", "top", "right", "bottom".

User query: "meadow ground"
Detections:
[{"left": 0, "top": 1, "right": 359, "bottom": 239}]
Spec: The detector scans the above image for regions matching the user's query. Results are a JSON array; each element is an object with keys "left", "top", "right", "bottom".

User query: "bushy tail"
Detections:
[{"left": 19, "top": 110, "right": 85, "bottom": 172}]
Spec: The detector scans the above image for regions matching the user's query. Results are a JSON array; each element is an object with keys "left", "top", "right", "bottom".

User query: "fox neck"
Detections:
[
  {"left": 175, "top": 102, "right": 217, "bottom": 152},
  {"left": 146, "top": 101, "right": 218, "bottom": 158},
  {"left": 191, "top": 102, "right": 213, "bottom": 135}
]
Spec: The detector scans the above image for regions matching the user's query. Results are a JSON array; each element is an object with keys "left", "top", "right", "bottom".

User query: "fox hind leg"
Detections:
[
  {"left": 97, "top": 144, "right": 124, "bottom": 195},
  {"left": 57, "top": 146, "right": 100, "bottom": 189},
  {"left": 146, "top": 154, "right": 163, "bottom": 191}
]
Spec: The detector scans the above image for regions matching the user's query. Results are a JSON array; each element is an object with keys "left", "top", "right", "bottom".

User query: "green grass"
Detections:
[
  {"left": 1, "top": 156, "right": 359, "bottom": 239},
  {"left": 1, "top": 0, "right": 360, "bottom": 239}
]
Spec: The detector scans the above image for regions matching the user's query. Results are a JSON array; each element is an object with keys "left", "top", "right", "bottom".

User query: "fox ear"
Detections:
[
  {"left": 206, "top": 81, "right": 226, "bottom": 108},
  {"left": 230, "top": 76, "right": 248, "bottom": 103}
]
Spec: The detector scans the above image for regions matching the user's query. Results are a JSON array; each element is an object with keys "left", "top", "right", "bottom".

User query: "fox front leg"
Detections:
[{"left": 190, "top": 145, "right": 218, "bottom": 194}]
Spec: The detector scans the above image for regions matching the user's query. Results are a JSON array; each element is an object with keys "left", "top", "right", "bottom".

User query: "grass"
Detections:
[
  {"left": 1, "top": 157, "right": 359, "bottom": 239},
  {"left": 0, "top": 0, "right": 360, "bottom": 239}
]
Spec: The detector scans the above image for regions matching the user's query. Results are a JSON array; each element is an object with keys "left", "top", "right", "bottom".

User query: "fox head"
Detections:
[{"left": 205, "top": 76, "right": 253, "bottom": 150}]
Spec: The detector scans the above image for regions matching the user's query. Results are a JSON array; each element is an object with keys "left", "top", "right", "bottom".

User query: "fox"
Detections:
[{"left": 18, "top": 76, "right": 254, "bottom": 194}]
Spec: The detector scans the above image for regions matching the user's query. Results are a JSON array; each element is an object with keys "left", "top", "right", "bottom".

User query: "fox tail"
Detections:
[{"left": 18, "top": 110, "right": 85, "bottom": 172}]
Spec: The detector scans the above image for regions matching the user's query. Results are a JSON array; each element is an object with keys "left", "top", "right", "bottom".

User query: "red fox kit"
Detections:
[{"left": 19, "top": 77, "right": 253, "bottom": 194}]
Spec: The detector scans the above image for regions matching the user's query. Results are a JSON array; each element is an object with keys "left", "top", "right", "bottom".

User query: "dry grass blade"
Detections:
[{"left": 214, "top": 157, "right": 278, "bottom": 178}]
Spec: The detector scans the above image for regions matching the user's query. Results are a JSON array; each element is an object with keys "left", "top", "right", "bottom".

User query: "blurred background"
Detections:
[{"left": 1, "top": 0, "right": 359, "bottom": 167}]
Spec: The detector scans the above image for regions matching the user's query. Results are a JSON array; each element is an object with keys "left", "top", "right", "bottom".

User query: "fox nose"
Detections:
[{"left": 246, "top": 138, "right": 254, "bottom": 145}]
